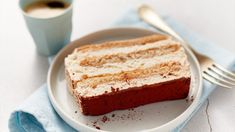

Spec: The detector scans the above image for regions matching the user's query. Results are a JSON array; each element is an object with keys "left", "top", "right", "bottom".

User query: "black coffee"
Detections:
[
  {"left": 24, "top": 1, "right": 70, "bottom": 18},
  {"left": 47, "top": 1, "right": 66, "bottom": 8}
]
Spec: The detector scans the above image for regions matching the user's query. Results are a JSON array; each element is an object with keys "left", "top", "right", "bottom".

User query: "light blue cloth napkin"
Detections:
[{"left": 9, "top": 9, "right": 235, "bottom": 132}]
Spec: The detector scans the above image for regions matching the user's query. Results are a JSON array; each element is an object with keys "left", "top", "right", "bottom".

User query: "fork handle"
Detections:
[
  {"left": 138, "top": 5, "right": 194, "bottom": 51},
  {"left": 138, "top": 5, "right": 209, "bottom": 64}
]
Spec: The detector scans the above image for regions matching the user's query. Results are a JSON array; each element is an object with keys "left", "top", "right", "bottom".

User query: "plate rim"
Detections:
[{"left": 47, "top": 27, "right": 203, "bottom": 132}]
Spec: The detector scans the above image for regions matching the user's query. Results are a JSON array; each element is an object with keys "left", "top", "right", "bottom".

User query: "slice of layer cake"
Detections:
[{"left": 65, "top": 34, "right": 191, "bottom": 115}]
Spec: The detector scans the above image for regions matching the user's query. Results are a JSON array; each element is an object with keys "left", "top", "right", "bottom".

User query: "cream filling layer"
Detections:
[
  {"left": 65, "top": 38, "right": 191, "bottom": 97},
  {"left": 66, "top": 48, "right": 186, "bottom": 81},
  {"left": 75, "top": 69, "right": 189, "bottom": 97}
]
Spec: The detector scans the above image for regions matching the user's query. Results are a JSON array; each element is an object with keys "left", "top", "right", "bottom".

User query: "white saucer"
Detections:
[{"left": 47, "top": 27, "right": 202, "bottom": 132}]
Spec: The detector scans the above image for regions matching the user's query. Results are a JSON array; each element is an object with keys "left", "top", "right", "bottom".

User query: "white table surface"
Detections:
[{"left": 0, "top": 0, "right": 235, "bottom": 131}]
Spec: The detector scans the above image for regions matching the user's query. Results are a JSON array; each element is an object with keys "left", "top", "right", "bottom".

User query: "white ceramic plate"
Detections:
[{"left": 47, "top": 27, "right": 202, "bottom": 132}]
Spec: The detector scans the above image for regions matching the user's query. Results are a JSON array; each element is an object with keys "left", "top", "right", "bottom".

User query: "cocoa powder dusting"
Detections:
[{"left": 89, "top": 109, "right": 144, "bottom": 129}]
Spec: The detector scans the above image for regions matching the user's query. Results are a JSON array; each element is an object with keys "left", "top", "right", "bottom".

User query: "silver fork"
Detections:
[{"left": 138, "top": 4, "right": 235, "bottom": 88}]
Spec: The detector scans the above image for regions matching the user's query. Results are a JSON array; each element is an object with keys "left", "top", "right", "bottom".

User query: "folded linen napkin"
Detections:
[{"left": 9, "top": 9, "right": 235, "bottom": 132}]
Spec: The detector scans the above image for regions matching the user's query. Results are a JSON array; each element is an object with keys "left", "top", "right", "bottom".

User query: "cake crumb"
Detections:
[
  {"left": 190, "top": 95, "right": 194, "bottom": 102},
  {"left": 75, "top": 111, "right": 77, "bottom": 113},
  {"left": 186, "top": 98, "right": 189, "bottom": 102},
  {"left": 92, "top": 120, "right": 101, "bottom": 130},
  {"left": 93, "top": 124, "right": 100, "bottom": 130},
  {"left": 92, "top": 120, "right": 97, "bottom": 125},
  {"left": 101, "top": 116, "right": 109, "bottom": 123},
  {"left": 112, "top": 114, "right": 115, "bottom": 117},
  {"left": 111, "top": 87, "right": 115, "bottom": 92}
]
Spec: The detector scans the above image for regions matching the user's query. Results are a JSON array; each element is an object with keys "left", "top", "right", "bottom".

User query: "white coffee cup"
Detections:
[{"left": 19, "top": 0, "right": 73, "bottom": 56}]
